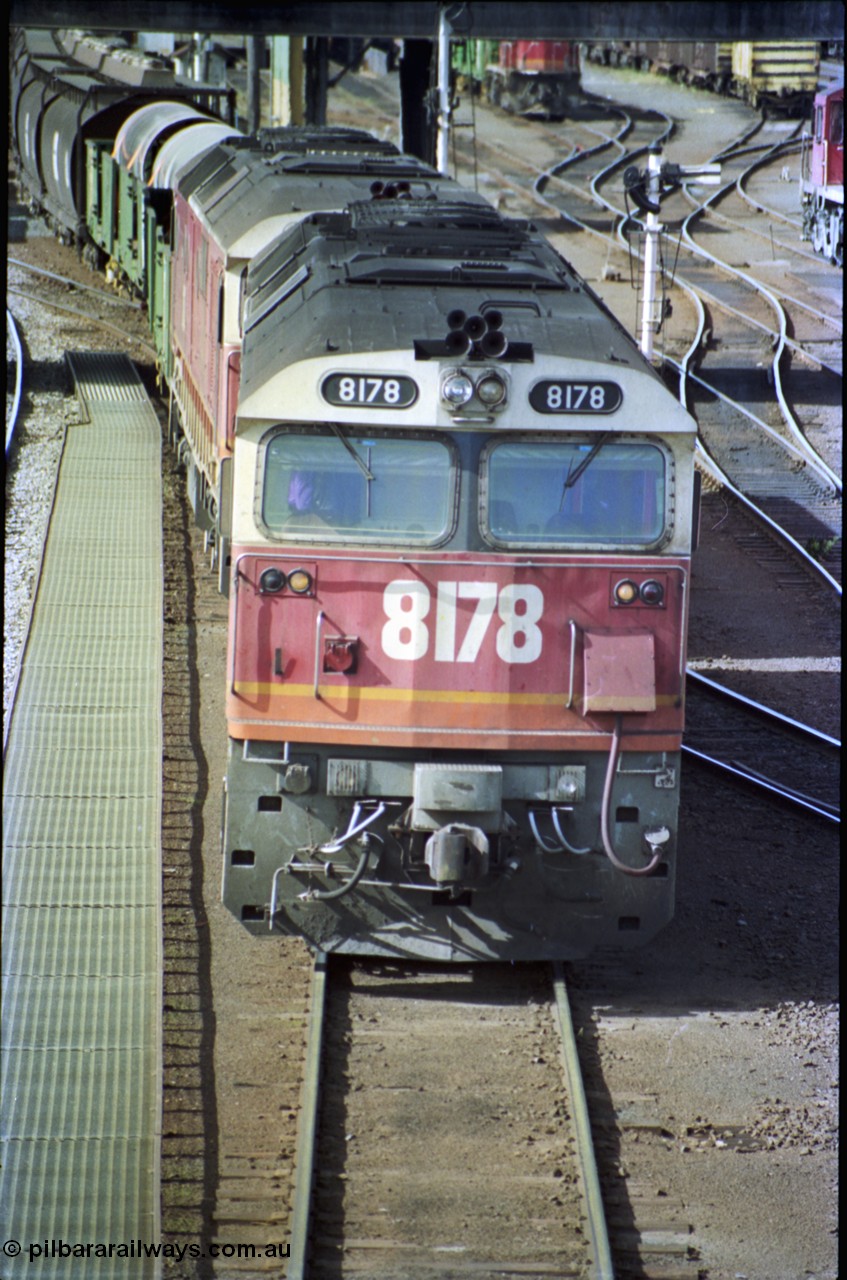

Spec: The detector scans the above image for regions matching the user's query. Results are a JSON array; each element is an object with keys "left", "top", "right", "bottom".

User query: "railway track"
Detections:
[
  {"left": 683, "top": 670, "right": 840, "bottom": 822},
  {"left": 465, "top": 103, "right": 841, "bottom": 592},
  {"left": 679, "top": 125, "right": 837, "bottom": 372},
  {"left": 533, "top": 127, "right": 841, "bottom": 528},
  {"left": 292, "top": 957, "right": 614, "bottom": 1279},
  {"left": 6, "top": 272, "right": 156, "bottom": 361}
]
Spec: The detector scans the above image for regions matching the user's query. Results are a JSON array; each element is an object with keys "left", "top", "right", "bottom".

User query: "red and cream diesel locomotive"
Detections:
[
  {"left": 217, "top": 193, "right": 699, "bottom": 962},
  {"left": 11, "top": 18, "right": 698, "bottom": 961},
  {"left": 800, "top": 79, "right": 844, "bottom": 265}
]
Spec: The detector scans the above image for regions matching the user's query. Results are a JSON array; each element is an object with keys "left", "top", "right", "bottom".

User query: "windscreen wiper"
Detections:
[
  {"left": 561, "top": 431, "right": 613, "bottom": 503},
  {"left": 330, "top": 421, "right": 374, "bottom": 481}
]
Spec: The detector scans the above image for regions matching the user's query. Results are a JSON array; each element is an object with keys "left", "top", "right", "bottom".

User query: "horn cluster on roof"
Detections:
[{"left": 444, "top": 309, "right": 508, "bottom": 358}]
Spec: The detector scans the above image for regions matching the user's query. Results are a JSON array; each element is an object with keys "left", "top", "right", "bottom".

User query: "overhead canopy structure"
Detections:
[{"left": 9, "top": 0, "right": 846, "bottom": 39}]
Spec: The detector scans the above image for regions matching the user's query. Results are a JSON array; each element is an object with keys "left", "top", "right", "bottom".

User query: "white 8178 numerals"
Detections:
[
  {"left": 546, "top": 382, "right": 606, "bottom": 410},
  {"left": 382, "top": 580, "right": 543, "bottom": 664}
]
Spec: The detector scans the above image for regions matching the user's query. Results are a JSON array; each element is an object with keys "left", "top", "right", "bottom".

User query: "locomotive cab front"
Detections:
[{"left": 220, "top": 200, "right": 698, "bottom": 961}]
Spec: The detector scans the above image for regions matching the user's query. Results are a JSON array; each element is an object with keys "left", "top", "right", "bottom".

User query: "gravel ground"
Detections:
[
  {"left": 5, "top": 236, "right": 156, "bottom": 738},
  {"left": 5, "top": 277, "right": 71, "bottom": 737}
]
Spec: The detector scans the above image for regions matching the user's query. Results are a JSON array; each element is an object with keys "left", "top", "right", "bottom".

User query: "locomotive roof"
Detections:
[
  {"left": 177, "top": 129, "right": 482, "bottom": 258},
  {"left": 239, "top": 198, "right": 650, "bottom": 402}
]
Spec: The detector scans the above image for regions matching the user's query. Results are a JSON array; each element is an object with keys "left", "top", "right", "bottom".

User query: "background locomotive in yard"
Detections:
[
  {"left": 452, "top": 39, "right": 581, "bottom": 119},
  {"left": 800, "top": 79, "right": 844, "bottom": 264}
]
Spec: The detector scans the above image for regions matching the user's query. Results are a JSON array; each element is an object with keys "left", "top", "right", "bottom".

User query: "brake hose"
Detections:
[
  {"left": 305, "top": 834, "right": 380, "bottom": 902},
  {"left": 600, "top": 715, "right": 664, "bottom": 877}
]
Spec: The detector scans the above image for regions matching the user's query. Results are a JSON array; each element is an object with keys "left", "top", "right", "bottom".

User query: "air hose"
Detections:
[
  {"left": 600, "top": 715, "right": 664, "bottom": 877},
  {"left": 305, "top": 834, "right": 380, "bottom": 902}
]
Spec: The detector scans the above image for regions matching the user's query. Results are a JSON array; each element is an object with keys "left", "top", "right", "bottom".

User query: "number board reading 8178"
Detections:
[
  {"left": 529, "top": 381, "right": 623, "bottom": 414},
  {"left": 322, "top": 373, "right": 419, "bottom": 408}
]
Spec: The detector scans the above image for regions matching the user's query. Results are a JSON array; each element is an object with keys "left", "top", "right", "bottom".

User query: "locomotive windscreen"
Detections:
[
  {"left": 484, "top": 439, "right": 667, "bottom": 546},
  {"left": 260, "top": 428, "right": 456, "bottom": 544}
]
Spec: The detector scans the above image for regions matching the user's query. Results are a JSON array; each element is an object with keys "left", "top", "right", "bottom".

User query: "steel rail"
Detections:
[
  {"left": 735, "top": 140, "right": 806, "bottom": 230},
  {"left": 596, "top": 119, "right": 844, "bottom": 368},
  {"left": 678, "top": 166, "right": 843, "bottom": 497},
  {"left": 686, "top": 667, "right": 841, "bottom": 749},
  {"left": 669, "top": 268, "right": 842, "bottom": 379},
  {"left": 537, "top": 146, "right": 841, "bottom": 497},
  {"left": 528, "top": 135, "right": 842, "bottom": 597},
  {"left": 588, "top": 114, "right": 674, "bottom": 209},
  {"left": 681, "top": 744, "right": 840, "bottom": 823},
  {"left": 689, "top": 146, "right": 827, "bottom": 273},
  {"left": 287, "top": 951, "right": 328, "bottom": 1280},
  {"left": 532, "top": 103, "right": 673, "bottom": 219},
  {"left": 6, "top": 286, "right": 157, "bottom": 360},
  {"left": 7, "top": 256, "right": 145, "bottom": 307},
  {"left": 673, "top": 272, "right": 841, "bottom": 598},
  {"left": 656, "top": 211, "right": 841, "bottom": 600},
  {"left": 676, "top": 199, "right": 840, "bottom": 489},
  {"left": 710, "top": 116, "right": 772, "bottom": 160},
  {"left": 683, "top": 355, "right": 833, "bottom": 481},
  {"left": 676, "top": 149, "right": 843, "bottom": 373},
  {"left": 533, "top": 107, "right": 635, "bottom": 208},
  {"left": 6, "top": 308, "right": 23, "bottom": 455},
  {"left": 763, "top": 287, "right": 842, "bottom": 335},
  {"left": 690, "top": 434, "right": 841, "bottom": 596},
  {"left": 552, "top": 962, "right": 615, "bottom": 1280}
]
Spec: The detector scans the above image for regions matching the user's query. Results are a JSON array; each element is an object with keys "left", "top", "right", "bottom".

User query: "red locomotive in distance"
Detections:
[
  {"left": 477, "top": 40, "right": 581, "bottom": 119},
  {"left": 801, "top": 80, "right": 844, "bottom": 264}
]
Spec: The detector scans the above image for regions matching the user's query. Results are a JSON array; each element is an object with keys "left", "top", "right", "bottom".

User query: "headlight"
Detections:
[
  {"left": 441, "top": 371, "right": 474, "bottom": 407},
  {"left": 476, "top": 373, "right": 507, "bottom": 407}
]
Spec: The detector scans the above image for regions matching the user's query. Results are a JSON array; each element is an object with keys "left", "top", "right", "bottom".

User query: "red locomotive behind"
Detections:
[
  {"left": 456, "top": 39, "right": 581, "bottom": 119},
  {"left": 801, "top": 80, "right": 844, "bottom": 264}
]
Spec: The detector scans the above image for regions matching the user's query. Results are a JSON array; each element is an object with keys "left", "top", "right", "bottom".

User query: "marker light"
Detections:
[
  {"left": 476, "top": 373, "right": 507, "bottom": 407},
  {"left": 260, "top": 568, "right": 286, "bottom": 593},
  {"left": 287, "top": 569, "right": 313, "bottom": 595},
  {"left": 442, "top": 371, "right": 474, "bottom": 407},
  {"left": 639, "top": 579, "right": 664, "bottom": 606},
  {"left": 614, "top": 579, "right": 639, "bottom": 605}
]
